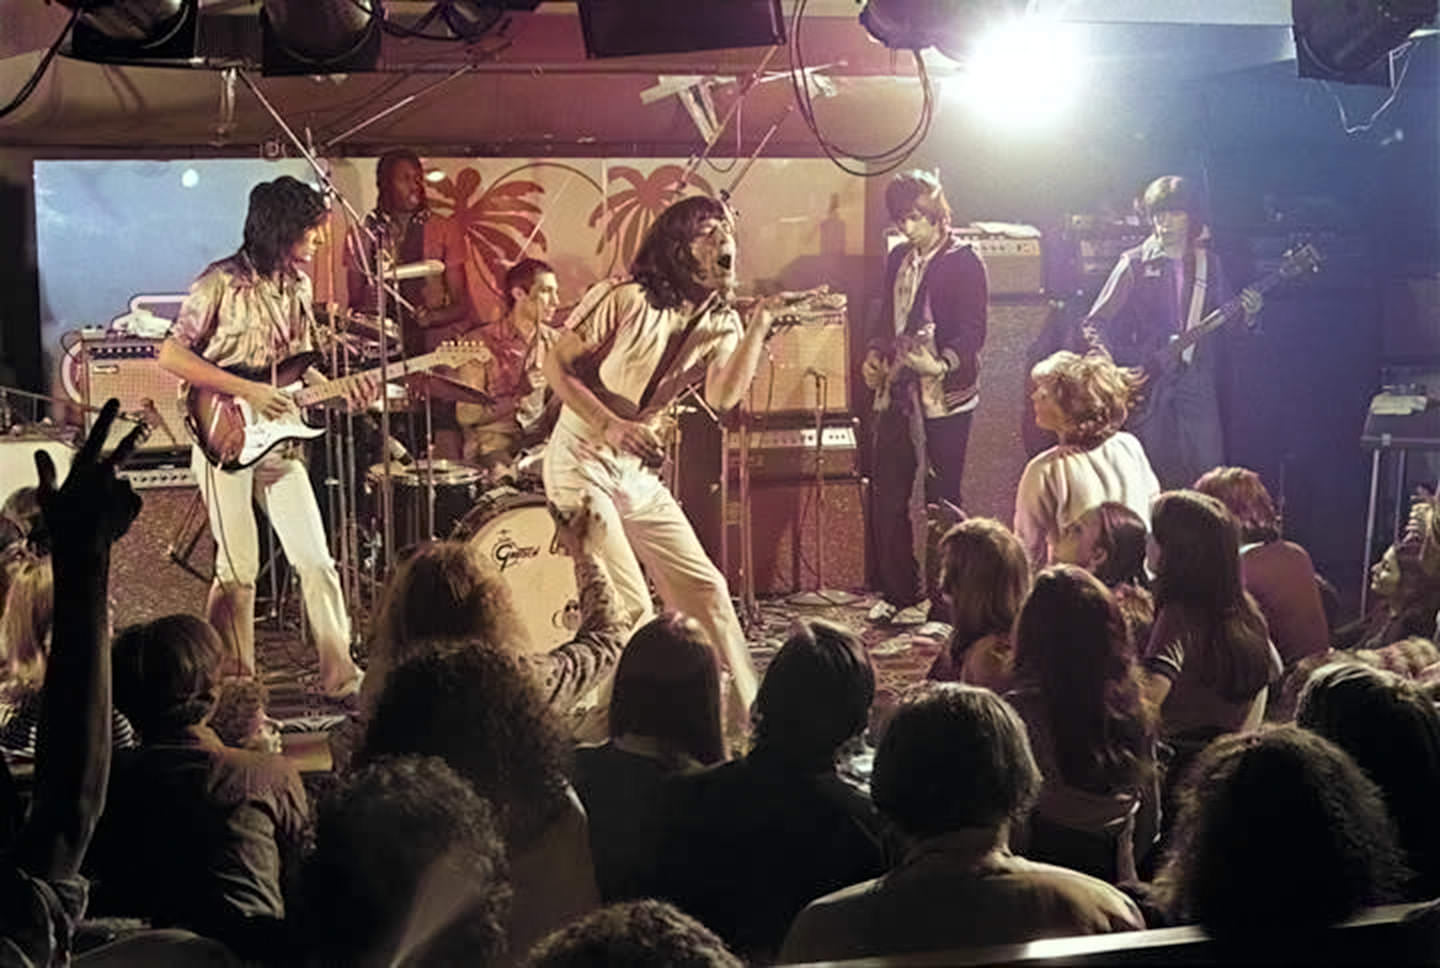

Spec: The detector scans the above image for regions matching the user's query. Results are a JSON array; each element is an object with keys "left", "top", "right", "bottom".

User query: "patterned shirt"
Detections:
[
  {"left": 168, "top": 255, "right": 314, "bottom": 375},
  {"left": 456, "top": 319, "right": 562, "bottom": 433}
]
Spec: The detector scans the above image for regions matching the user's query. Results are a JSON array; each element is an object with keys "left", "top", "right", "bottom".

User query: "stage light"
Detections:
[
  {"left": 59, "top": 0, "right": 198, "bottom": 64},
  {"left": 949, "top": 16, "right": 1085, "bottom": 131},
  {"left": 1293, "top": 0, "right": 1437, "bottom": 85},
  {"left": 261, "top": 0, "right": 382, "bottom": 76},
  {"left": 180, "top": 168, "right": 199, "bottom": 189},
  {"left": 859, "top": 0, "right": 1021, "bottom": 52},
  {"left": 441, "top": 0, "right": 505, "bottom": 43}
]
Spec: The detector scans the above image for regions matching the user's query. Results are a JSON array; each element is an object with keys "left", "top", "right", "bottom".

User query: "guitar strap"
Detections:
[
  {"left": 1179, "top": 248, "right": 1208, "bottom": 366},
  {"left": 637, "top": 292, "right": 717, "bottom": 412}
]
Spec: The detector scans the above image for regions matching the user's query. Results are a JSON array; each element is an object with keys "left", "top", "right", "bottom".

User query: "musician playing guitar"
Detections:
[
  {"left": 158, "top": 176, "right": 377, "bottom": 699},
  {"left": 861, "top": 169, "right": 988, "bottom": 627},
  {"left": 1082, "top": 175, "right": 1263, "bottom": 488}
]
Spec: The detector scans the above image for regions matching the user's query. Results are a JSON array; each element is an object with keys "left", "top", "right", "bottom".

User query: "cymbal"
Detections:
[{"left": 402, "top": 371, "right": 494, "bottom": 406}]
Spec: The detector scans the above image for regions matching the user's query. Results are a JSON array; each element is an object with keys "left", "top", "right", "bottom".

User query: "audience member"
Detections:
[
  {"left": 573, "top": 614, "right": 724, "bottom": 902},
  {"left": 523, "top": 900, "right": 742, "bottom": 968},
  {"left": 0, "top": 400, "right": 142, "bottom": 966},
  {"left": 926, "top": 519, "right": 1029, "bottom": 692},
  {"left": 1052, "top": 501, "right": 1155, "bottom": 645},
  {"left": 657, "top": 619, "right": 887, "bottom": 963},
  {"left": 1195, "top": 466, "right": 1329, "bottom": 666},
  {"left": 0, "top": 556, "right": 136, "bottom": 761},
  {"left": 88, "top": 614, "right": 307, "bottom": 957},
  {"left": 1015, "top": 350, "right": 1160, "bottom": 567},
  {"left": 1335, "top": 505, "right": 1440, "bottom": 652},
  {"left": 359, "top": 639, "right": 599, "bottom": 964},
  {"left": 1150, "top": 726, "right": 1408, "bottom": 945},
  {"left": 296, "top": 755, "right": 510, "bottom": 967},
  {"left": 1007, "top": 565, "right": 1159, "bottom": 882},
  {"left": 1144, "top": 491, "right": 1277, "bottom": 742},
  {"left": 1297, "top": 662, "right": 1440, "bottom": 899},
  {"left": 0, "top": 486, "right": 46, "bottom": 555},
  {"left": 780, "top": 684, "right": 1143, "bottom": 962}
]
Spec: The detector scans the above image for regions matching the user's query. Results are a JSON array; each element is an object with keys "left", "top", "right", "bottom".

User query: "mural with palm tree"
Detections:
[
  {"left": 588, "top": 164, "right": 715, "bottom": 269},
  {"left": 428, "top": 165, "right": 548, "bottom": 321}
]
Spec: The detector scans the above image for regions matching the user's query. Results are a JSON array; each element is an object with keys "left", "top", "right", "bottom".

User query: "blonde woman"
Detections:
[{"left": 1015, "top": 350, "right": 1160, "bottom": 567}]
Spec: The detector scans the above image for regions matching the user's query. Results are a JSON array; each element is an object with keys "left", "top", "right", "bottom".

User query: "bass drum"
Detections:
[{"left": 451, "top": 486, "right": 580, "bottom": 655}]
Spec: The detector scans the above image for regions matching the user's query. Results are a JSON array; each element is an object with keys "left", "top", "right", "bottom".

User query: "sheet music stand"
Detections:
[{"left": 1359, "top": 395, "right": 1440, "bottom": 613}]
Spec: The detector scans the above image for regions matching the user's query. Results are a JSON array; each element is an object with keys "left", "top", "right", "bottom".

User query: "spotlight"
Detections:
[
  {"left": 951, "top": 17, "right": 1085, "bottom": 131},
  {"left": 859, "top": 0, "right": 1020, "bottom": 52},
  {"left": 58, "top": 0, "right": 198, "bottom": 64},
  {"left": 262, "top": 0, "right": 382, "bottom": 76},
  {"left": 1293, "top": 0, "right": 1437, "bottom": 85}
]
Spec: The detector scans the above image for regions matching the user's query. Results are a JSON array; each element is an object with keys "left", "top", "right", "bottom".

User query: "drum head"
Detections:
[{"left": 452, "top": 489, "right": 579, "bottom": 655}]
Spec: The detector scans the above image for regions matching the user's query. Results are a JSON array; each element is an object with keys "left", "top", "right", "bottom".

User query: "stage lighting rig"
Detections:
[
  {"left": 58, "top": 0, "right": 199, "bottom": 63},
  {"left": 261, "top": 0, "right": 382, "bottom": 75},
  {"left": 1293, "top": 0, "right": 1437, "bottom": 85},
  {"left": 859, "top": 0, "right": 1022, "bottom": 52}
]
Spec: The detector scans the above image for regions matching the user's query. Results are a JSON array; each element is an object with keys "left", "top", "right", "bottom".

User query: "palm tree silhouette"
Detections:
[
  {"left": 588, "top": 164, "right": 715, "bottom": 268},
  {"left": 429, "top": 165, "right": 548, "bottom": 316}
]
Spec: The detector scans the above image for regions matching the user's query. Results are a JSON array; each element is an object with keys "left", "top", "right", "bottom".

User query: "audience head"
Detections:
[
  {"left": 523, "top": 899, "right": 743, "bottom": 968},
  {"left": 872, "top": 684, "right": 1041, "bottom": 841},
  {"left": 1053, "top": 502, "right": 1149, "bottom": 588},
  {"left": 369, "top": 541, "right": 529, "bottom": 707},
  {"left": 1029, "top": 350, "right": 1145, "bottom": 448},
  {"left": 112, "top": 614, "right": 224, "bottom": 738},
  {"left": 360, "top": 639, "right": 572, "bottom": 849},
  {"left": 1369, "top": 513, "right": 1440, "bottom": 625},
  {"left": 300, "top": 755, "right": 510, "bottom": 968},
  {"left": 1297, "top": 662, "right": 1440, "bottom": 895},
  {"left": 0, "top": 556, "right": 51, "bottom": 688},
  {"left": 753, "top": 619, "right": 874, "bottom": 770},
  {"left": 1013, "top": 565, "right": 1154, "bottom": 793},
  {"left": 1155, "top": 725, "right": 1408, "bottom": 941},
  {"left": 939, "top": 518, "right": 1030, "bottom": 656},
  {"left": 0, "top": 487, "right": 44, "bottom": 554},
  {"left": 609, "top": 613, "right": 725, "bottom": 767},
  {"left": 1193, "top": 466, "right": 1282, "bottom": 544}
]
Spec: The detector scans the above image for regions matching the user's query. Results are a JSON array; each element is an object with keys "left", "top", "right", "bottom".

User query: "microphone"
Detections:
[
  {"left": 383, "top": 259, "right": 446, "bottom": 282},
  {"left": 363, "top": 412, "right": 413, "bottom": 464}
]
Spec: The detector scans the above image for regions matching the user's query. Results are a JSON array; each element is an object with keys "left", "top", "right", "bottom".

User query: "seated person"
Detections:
[
  {"left": 455, "top": 259, "right": 563, "bottom": 470},
  {"left": 780, "top": 684, "right": 1143, "bottom": 963},
  {"left": 656, "top": 620, "right": 888, "bottom": 963},
  {"left": 1149, "top": 725, "right": 1408, "bottom": 948},
  {"left": 87, "top": 615, "right": 308, "bottom": 957},
  {"left": 573, "top": 614, "right": 725, "bottom": 902},
  {"left": 1052, "top": 501, "right": 1155, "bottom": 646},
  {"left": 358, "top": 639, "right": 600, "bottom": 963},
  {"left": 1015, "top": 350, "right": 1160, "bottom": 567},
  {"left": 210, "top": 677, "right": 281, "bottom": 753},
  {"left": 926, "top": 519, "right": 1030, "bottom": 692},
  {"left": 523, "top": 899, "right": 742, "bottom": 968},
  {"left": 296, "top": 755, "right": 510, "bottom": 967},
  {"left": 1335, "top": 504, "right": 1440, "bottom": 652},
  {"left": 1195, "top": 466, "right": 1329, "bottom": 667}
]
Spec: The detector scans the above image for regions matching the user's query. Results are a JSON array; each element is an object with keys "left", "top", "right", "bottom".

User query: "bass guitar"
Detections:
[{"left": 185, "top": 341, "right": 492, "bottom": 471}]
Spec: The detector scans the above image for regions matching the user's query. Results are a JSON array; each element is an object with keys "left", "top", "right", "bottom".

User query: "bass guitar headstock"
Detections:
[{"left": 1278, "top": 242, "right": 1325, "bottom": 279}]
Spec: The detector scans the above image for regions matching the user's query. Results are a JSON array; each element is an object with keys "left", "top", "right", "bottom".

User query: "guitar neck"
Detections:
[
  {"left": 1171, "top": 265, "right": 1286, "bottom": 353},
  {"left": 291, "top": 350, "right": 455, "bottom": 406}
]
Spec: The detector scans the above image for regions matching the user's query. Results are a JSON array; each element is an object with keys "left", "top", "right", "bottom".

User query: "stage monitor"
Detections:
[{"left": 577, "top": 0, "right": 785, "bottom": 58}]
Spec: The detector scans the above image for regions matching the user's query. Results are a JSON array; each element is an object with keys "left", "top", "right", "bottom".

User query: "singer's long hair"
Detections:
[
  {"left": 241, "top": 175, "right": 327, "bottom": 278},
  {"left": 630, "top": 195, "right": 731, "bottom": 311}
]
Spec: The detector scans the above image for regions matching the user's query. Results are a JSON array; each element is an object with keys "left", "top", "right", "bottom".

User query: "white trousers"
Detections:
[
  {"left": 543, "top": 421, "right": 758, "bottom": 706},
  {"left": 190, "top": 446, "right": 352, "bottom": 669}
]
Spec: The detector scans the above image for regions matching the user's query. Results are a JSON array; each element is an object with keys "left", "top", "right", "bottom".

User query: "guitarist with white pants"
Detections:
[
  {"left": 1083, "top": 175, "right": 1262, "bottom": 489},
  {"left": 158, "top": 176, "right": 376, "bottom": 699}
]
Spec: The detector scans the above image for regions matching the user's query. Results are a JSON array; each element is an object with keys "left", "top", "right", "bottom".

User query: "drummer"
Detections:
[{"left": 454, "top": 258, "right": 563, "bottom": 471}]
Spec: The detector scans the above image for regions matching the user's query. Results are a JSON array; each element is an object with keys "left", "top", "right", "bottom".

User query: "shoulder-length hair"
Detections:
[
  {"left": 1088, "top": 502, "right": 1149, "bottom": 588},
  {"left": 1151, "top": 490, "right": 1273, "bottom": 701},
  {"left": 1030, "top": 350, "right": 1146, "bottom": 448},
  {"left": 1012, "top": 565, "right": 1155, "bottom": 795},
  {"left": 1153, "top": 726, "right": 1408, "bottom": 941},
  {"left": 754, "top": 619, "right": 874, "bottom": 769},
  {"left": 610, "top": 613, "right": 725, "bottom": 767},
  {"left": 112, "top": 614, "right": 225, "bottom": 736},
  {"left": 1141, "top": 175, "right": 1207, "bottom": 238},
  {"left": 241, "top": 175, "right": 327, "bottom": 278},
  {"left": 630, "top": 195, "right": 731, "bottom": 311},
  {"left": 1194, "top": 466, "right": 1281, "bottom": 544},
  {"left": 884, "top": 169, "right": 952, "bottom": 230},
  {"left": 939, "top": 519, "right": 1031, "bottom": 665},
  {"left": 0, "top": 556, "right": 51, "bottom": 688}
]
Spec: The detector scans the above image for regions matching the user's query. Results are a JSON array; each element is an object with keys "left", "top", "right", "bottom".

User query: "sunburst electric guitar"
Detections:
[{"left": 185, "top": 341, "right": 491, "bottom": 471}]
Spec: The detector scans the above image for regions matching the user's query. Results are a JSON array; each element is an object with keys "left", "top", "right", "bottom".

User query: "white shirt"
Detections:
[{"left": 1013, "top": 431, "right": 1161, "bottom": 567}]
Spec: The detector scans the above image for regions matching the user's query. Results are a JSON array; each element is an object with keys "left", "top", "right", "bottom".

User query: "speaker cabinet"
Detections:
[
  {"left": 747, "top": 321, "right": 850, "bottom": 415},
  {"left": 82, "top": 339, "right": 188, "bottom": 454},
  {"left": 578, "top": 0, "right": 784, "bottom": 57},
  {"left": 110, "top": 482, "right": 214, "bottom": 630}
]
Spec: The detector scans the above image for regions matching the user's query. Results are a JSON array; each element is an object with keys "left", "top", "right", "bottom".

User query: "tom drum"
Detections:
[{"left": 367, "top": 459, "right": 483, "bottom": 551}]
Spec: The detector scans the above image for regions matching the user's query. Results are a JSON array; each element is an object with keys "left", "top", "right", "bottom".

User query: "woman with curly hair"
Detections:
[
  {"left": 1007, "top": 565, "right": 1159, "bottom": 882},
  {"left": 926, "top": 519, "right": 1030, "bottom": 693},
  {"left": 543, "top": 194, "right": 795, "bottom": 711},
  {"left": 359, "top": 637, "right": 598, "bottom": 963},
  {"left": 1015, "top": 349, "right": 1160, "bottom": 567},
  {"left": 1195, "top": 466, "right": 1329, "bottom": 666},
  {"left": 1151, "top": 726, "right": 1408, "bottom": 945}
]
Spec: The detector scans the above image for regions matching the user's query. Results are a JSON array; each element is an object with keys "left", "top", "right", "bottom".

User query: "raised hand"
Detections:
[
  {"left": 35, "top": 398, "right": 144, "bottom": 553},
  {"left": 550, "top": 495, "right": 606, "bottom": 557}
]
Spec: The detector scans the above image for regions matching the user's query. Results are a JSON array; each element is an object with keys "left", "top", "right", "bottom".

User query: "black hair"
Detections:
[
  {"left": 629, "top": 195, "right": 730, "bottom": 311},
  {"left": 241, "top": 175, "right": 327, "bottom": 278},
  {"left": 752, "top": 619, "right": 874, "bottom": 770}
]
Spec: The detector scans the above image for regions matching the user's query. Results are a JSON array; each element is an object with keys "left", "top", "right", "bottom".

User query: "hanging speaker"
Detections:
[{"left": 577, "top": 0, "right": 785, "bottom": 58}]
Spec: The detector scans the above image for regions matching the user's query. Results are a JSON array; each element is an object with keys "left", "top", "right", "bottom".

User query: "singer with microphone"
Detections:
[{"left": 345, "top": 148, "right": 475, "bottom": 459}]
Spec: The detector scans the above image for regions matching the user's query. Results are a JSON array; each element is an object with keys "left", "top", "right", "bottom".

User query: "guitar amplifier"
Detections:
[
  {"left": 962, "top": 231, "right": 1045, "bottom": 296},
  {"left": 733, "top": 420, "right": 861, "bottom": 480},
  {"left": 747, "top": 321, "right": 850, "bottom": 415},
  {"left": 82, "top": 338, "right": 188, "bottom": 454}
]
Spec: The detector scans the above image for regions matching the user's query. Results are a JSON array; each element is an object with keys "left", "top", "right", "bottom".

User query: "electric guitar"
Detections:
[
  {"left": 872, "top": 323, "right": 936, "bottom": 413},
  {"left": 185, "top": 341, "right": 492, "bottom": 470}
]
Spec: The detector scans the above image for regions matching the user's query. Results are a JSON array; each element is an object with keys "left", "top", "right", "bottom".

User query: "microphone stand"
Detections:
[{"left": 789, "top": 371, "right": 859, "bottom": 607}]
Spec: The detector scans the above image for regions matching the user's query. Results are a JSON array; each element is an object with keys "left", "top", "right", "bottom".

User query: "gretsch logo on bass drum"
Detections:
[{"left": 491, "top": 529, "right": 541, "bottom": 572}]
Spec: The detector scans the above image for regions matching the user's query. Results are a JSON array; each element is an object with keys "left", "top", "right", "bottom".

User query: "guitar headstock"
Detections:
[
  {"left": 1279, "top": 242, "right": 1324, "bottom": 279},
  {"left": 433, "top": 339, "right": 495, "bottom": 367}
]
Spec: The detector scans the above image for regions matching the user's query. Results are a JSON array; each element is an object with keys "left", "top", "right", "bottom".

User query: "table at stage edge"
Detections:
[{"left": 1359, "top": 403, "right": 1440, "bottom": 613}]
